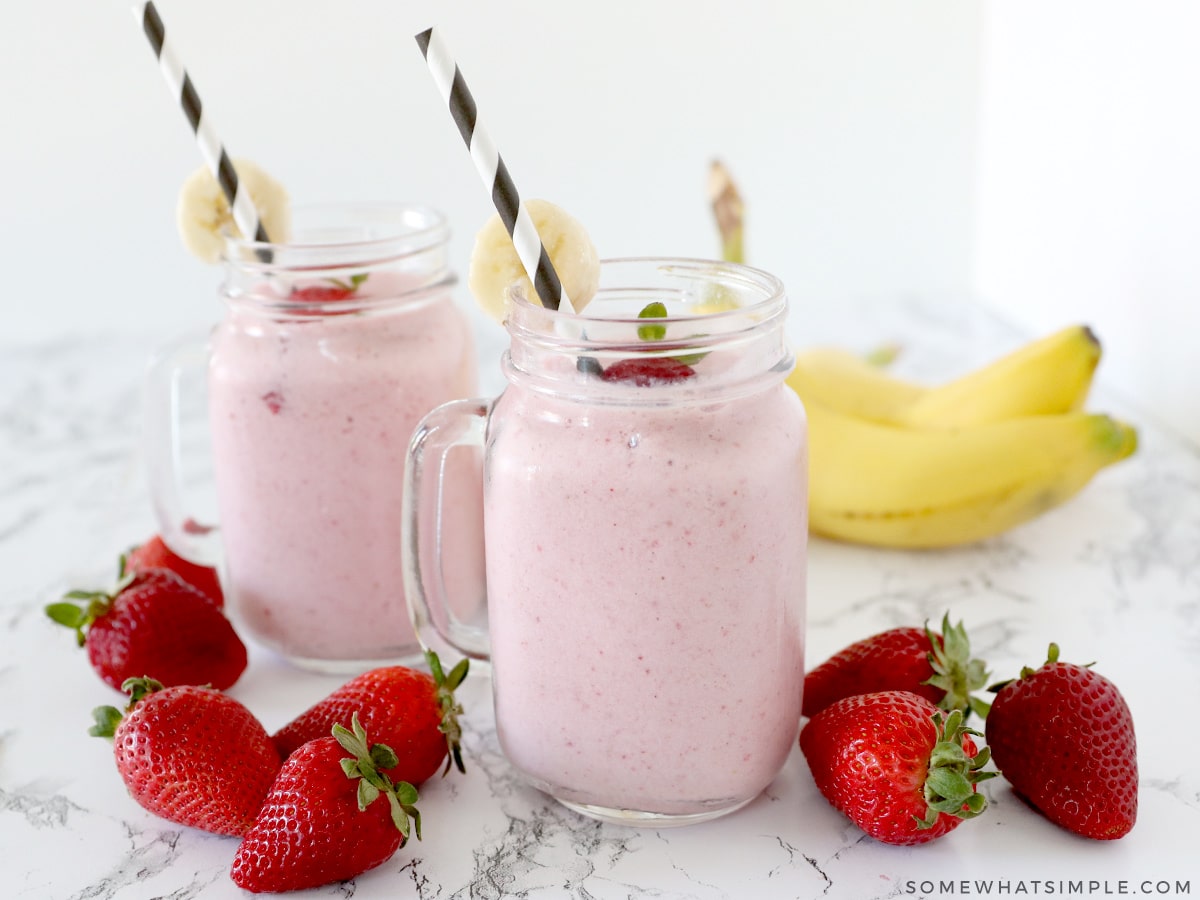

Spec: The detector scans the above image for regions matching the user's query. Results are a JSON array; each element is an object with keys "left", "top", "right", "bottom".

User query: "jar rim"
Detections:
[
  {"left": 509, "top": 256, "right": 784, "bottom": 324},
  {"left": 220, "top": 203, "right": 455, "bottom": 317},
  {"left": 502, "top": 257, "right": 792, "bottom": 404},
  {"left": 222, "top": 202, "right": 450, "bottom": 270},
  {"left": 506, "top": 257, "right": 788, "bottom": 355}
]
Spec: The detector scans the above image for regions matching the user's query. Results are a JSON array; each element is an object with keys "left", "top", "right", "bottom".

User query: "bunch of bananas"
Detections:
[
  {"left": 704, "top": 161, "right": 1136, "bottom": 549},
  {"left": 786, "top": 326, "right": 1138, "bottom": 549}
]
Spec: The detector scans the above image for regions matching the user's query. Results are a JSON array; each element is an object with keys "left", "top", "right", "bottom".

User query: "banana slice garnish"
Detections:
[
  {"left": 176, "top": 158, "right": 291, "bottom": 263},
  {"left": 467, "top": 199, "right": 600, "bottom": 322}
]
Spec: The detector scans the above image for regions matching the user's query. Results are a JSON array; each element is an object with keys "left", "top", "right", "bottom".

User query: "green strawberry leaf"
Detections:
[
  {"left": 387, "top": 782, "right": 421, "bottom": 840},
  {"left": 446, "top": 657, "right": 470, "bottom": 692},
  {"left": 962, "top": 792, "right": 988, "bottom": 816},
  {"left": 637, "top": 302, "right": 668, "bottom": 341},
  {"left": 925, "top": 768, "right": 974, "bottom": 810},
  {"left": 426, "top": 650, "right": 446, "bottom": 682},
  {"left": 969, "top": 695, "right": 993, "bottom": 718},
  {"left": 45, "top": 602, "right": 89, "bottom": 645},
  {"left": 633, "top": 301, "right": 709, "bottom": 367},
  {"left": 371, "top": 744, "right": 400, "bottom": 770},
  {"left": 333, "top": 717, "right": 371, "bottom": 759},
  {"left": 357, "top": 779, "right": 380, "bottom": 811},
  {"left": 89, "top": 705, "right": 124, "bottom": 739},
  {"left": 395, "top": 781, "right": 419, "bottom": 806},
  {"left": 329, "top": 272, "right": 370, "bottom": 292},
  {"left": 48, "top": 573, "right": 130, "bottom": 646}
]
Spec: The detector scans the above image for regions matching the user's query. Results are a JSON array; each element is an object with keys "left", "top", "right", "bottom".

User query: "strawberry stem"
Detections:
[
  {"left": 988, "top": 642, "right": 1093, "bottom": 695},
  {"left": 915, "top": 709, "right": 996, "bottom": 829},
  {"left": 922, "top": 613, "right": 991, "bottom": 719},
  {"left": 333, "top": 713, "right": 422, "bottom": 842},
  {"left": 426, "top": 650, "right": 469, "bottom": 776},
  {"left": 88, "top": 677, "right": 165, "bottom": 739},
  {"left": 45, "top": 563, "right": 138, "bottom": 646},
  {"left": 121, "top": 676, "right": 166, "bottom": 705}
]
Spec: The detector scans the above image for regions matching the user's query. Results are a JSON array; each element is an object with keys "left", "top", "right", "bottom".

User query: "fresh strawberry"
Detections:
[
  {"left": 231, "top": 715, "right": 421, "bottom": 893},
  {"left": 601, "top": 356, "right": 696, "bottom": 385},
  {"left": 125, "top": 534, "right": 223, "bottom": 607},
  {"left": 985, "top": 643, "right": 1137, "bottom": 840},
  {"left": 90, "top": 677, "right": 281, "bottom": 836},
  {"left": 45, "top": 567, "right": 247, "bottom": 691},
  {"left": 803, "top": 613, "right": 989, "bottom": 719},
  {"left": 272, "top": 650, "right": 468, "bottom": 784},
  {"left": 800, "top": 690, "right": 994, "bottom": 845}
]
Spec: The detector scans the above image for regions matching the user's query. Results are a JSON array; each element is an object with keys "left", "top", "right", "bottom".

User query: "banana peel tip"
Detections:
[{"left": 1096, "top": 416, "right": 1138, "bottom": 461}]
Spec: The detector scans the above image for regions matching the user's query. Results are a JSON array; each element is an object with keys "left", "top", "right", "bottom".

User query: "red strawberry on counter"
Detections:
[
  {"left": 90, "top": 677, "right": 281, "bottom": 836},
  {"left": 985, "top": 643, "right": 1138, "bottom": 840},
  {"left": 803, "top": 613, "right": 990, "bottom": 719},
  {"left": 272, "top": 650, "right": 468, "bottom": 784},
  {"left": 800, "top": 690, "right": 995, "bottom": 845},
  {"left": 231, "top": 714, "right": 421, "bottom": 893},
  {"left": 46, "top": 567, "right": 247, "bottom": 691},
  {"left": 126, "top": 533, "right": 224, "bottom": 607}
]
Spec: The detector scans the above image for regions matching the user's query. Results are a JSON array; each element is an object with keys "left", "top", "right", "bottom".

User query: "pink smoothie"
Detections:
[
  {"left": 484, "top": 379, "right": 808, "bottom": 817},
  {"left": 208, "top": 272, "right": 484, "bottom": 667}
]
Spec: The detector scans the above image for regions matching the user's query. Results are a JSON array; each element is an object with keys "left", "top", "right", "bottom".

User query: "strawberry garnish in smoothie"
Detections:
[
  {"left": 287, "top": 273, "right": 369, "bottom": 307},
  {"left": 600, "top": 357, "right": 695, "bottom": 385},
  {"left": 289, "top": 284, "right": 355, "bottom": 303},
  {"left": 599, "top": 301, "right": 698, "bottom": 385}
]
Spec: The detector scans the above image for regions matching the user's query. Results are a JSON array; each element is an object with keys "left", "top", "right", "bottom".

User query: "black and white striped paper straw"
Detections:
[
  {"left": 135, "top": 1, "right": 270, "bottom": 245},
  {"left": 415, "top": 27, "right": 574, "bottom": 313}
]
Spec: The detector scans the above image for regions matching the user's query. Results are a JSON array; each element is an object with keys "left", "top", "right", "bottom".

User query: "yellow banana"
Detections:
[
  {"left": 903, "top": 325, "right": 1101, "bottom": 427},
  {"left": 789, "top": 325, "right": 1101, "bottom": 428},
  {"left": 787, "top": 347, "right": 926, "bottom": 424},
  {"left": 805, "top": 399, "right": 1138, "bottom": 549},
  {"left": 177, "top": 158, "right": 291, "bottom": 264}
]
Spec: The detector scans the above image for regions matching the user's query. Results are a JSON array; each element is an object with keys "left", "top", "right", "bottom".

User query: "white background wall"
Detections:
[
  {"left": 974, "top": 0, "right": 1200, "bottom": 446},
  {"left": 3, "top": 1, "right": 979, "bottom": 346},
  {"left": 4, "top": 1, "right": 1197, "bottom": 444}
]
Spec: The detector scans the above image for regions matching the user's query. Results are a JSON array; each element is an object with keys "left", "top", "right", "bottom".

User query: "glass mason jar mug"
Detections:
[
  {"left": 405, "top": 258, "right": 808, "bottom": 826},
  {"left": 145, "top": 204, "right": 485, "bottom": 672}
]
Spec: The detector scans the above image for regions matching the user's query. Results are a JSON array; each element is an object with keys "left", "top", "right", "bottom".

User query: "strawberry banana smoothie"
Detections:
[
  {"left": 208, "top": 206, "right": 484, "bottom": 670},
  {"left": 486, "top": 381, "right": 807, "bottom": 819},
  {"left": 405, "top": 258, "right": 808, "bottom": 824}
]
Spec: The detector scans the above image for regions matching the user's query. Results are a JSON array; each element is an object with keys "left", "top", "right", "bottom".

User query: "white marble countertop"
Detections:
[{"left": 3, "top": 298, "right": 1199, "bottom": 900}]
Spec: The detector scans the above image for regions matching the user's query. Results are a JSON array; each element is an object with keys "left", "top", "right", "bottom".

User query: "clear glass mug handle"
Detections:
[
  {"left": 141, "top": 331, "right": 222, "bottom": 567},
  {"left": 403, "top": 397, "right": 492, "bottom": 664}
]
